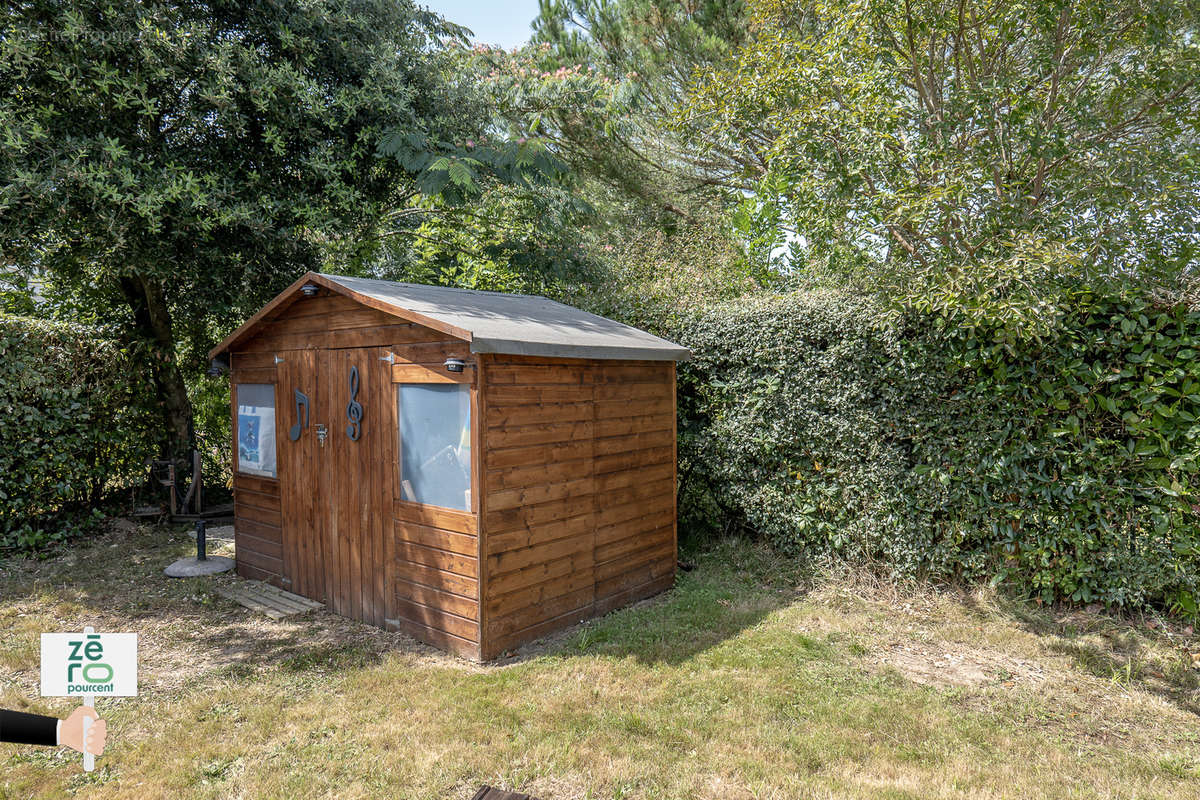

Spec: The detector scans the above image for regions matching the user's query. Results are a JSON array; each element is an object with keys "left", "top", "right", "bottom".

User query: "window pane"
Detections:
[
  {"left": 398, "top": 384, "right": 471, "bottom": 511},
  {"left": 236, "top": 384, "right": 277, "bottom": 479}
]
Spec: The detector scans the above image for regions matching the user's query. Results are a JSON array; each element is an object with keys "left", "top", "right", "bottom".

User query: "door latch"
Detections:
[{"left": 315, "top": 423, "right": 328, "bottom": 446}]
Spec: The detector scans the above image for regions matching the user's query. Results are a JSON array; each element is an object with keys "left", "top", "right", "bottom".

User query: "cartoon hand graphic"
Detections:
[{"left": 61, "top": 705, "right": 106, "bottom": 756}]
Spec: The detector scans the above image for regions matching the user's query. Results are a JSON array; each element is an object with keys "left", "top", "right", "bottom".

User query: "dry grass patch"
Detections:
[{"left": 0, "top": 528, "right": 1197, "bottom": 799}]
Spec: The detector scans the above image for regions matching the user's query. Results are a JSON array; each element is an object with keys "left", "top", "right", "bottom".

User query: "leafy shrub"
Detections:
[
  {"left": 561, "top": 220, "right": 766, "bottom": 337},
  {"left": 0, "top": 316, "right": 155, "bottom": 551},
  {"left": 190, "top": 373, "right": 233, "bottom": 498},
  {"left": 676, "top": 292, "right": 1200, "bottom": 612}
]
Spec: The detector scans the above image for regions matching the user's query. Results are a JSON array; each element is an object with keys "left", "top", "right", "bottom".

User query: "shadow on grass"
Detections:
[
  {"left": 964, "top": 591, "right": 1200, "bottom": 717},
  {"left": 1, "top": 524, "right": 804, "bottom": 675},
  {"left": 0, "top": 523, "right": 429, "bottom": 680},
  {"left": 510, "top": 537, "right": 808, "bottom": 667}
]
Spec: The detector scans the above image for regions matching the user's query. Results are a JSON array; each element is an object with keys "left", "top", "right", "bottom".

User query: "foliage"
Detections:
[
  {"left": 189, "top": 373, "right": 233, "bottom": 498},
  {"left": 467, "top": 0, "right": 748, "bottom": 225},
  {"left": 0, "top": 316, "right": 155, "bottom": 551},
  {"left": 0, "top": 270, "right": 35, "bottom": 315},
  {"left": 560, "top": 217, "right": 768, "bottom": 336},
  {"left": 377, "top": 115, "right": 570, "bottom": 206},
  {"left": 372, "top": 146, "right": 596, "bottom": 294},
  {"left": 676, "top": 291, "right": 1200, "bottom": 611},
  {"left": 0, "top": 0, "right": 482, "bottom": 457},
  {"left": 376, "top": 20, "right": 770, "bottom": 302},
  {"left": 683, "top": 0, "right": 1200, "bottom": 333}
]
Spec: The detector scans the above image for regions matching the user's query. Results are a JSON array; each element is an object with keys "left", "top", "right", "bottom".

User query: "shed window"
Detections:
[
  {"left": 236, "top": 383, "right": 277, "bottom": 479},
  {"left": 397, "top": 384, "right": 471, "bottom": 511}
]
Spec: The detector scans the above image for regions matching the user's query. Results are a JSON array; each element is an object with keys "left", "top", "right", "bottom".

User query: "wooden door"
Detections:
[
  {"left": 321, "top": 348, "right": 390, "bottom": 626},
  {"left": 276, "top": 350, "right": 325, "bottom": 600}
]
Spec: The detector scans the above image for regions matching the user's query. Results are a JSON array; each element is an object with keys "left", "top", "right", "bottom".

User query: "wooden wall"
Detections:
[
  {"left": 392, "top": 502, "right": 480, "bottom": 658},
  {"left": 230, "top": 469, "right": 285, "bottom": 584},
  {"left": 228, "top": 288, "right": 404, "bottom": 589},
  {"left": 229, "top": 354, "right": 284, "bottom": 586},
  {"left": 229, "top": 288, "right": 483, "bottom": 657},
  {"left": 227, "top": 286, "right": 679, "bottom": 662},
  {"left": 590, "top": 360, "right": 677, "bottom": 616},
  {"left": 234, "top": 291, "right": 437, "bottom": 354},
  {"left": 387, "top": 338, "right": 482, "bottom": 658},
  {"left": 479, "top": 355, "right": 677, "bottom": 659}
]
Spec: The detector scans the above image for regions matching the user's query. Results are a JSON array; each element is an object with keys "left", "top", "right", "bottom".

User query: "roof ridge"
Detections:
[{"left": 317, "top": 273, "right": 555, "bottom": 303}]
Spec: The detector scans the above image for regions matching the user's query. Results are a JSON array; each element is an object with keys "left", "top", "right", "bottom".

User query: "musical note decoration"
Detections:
[
  {"left": 289, "top": 389, "right": 309, "bottom": 441},
  {"left": 345, "top": 366, "right": 363, "bottom": 441}
]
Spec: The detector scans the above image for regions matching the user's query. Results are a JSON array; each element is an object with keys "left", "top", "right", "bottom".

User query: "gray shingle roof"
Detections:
[{"left": 318, "top": 274, "right": 691, "bottom": 362}]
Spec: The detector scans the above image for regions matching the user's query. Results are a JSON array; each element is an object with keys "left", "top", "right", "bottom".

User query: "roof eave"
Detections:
[
  {"left": 470, "top": 338, "right": 692, "bottom": 362},
  {"left": 208, "top": 271, "right": 473, "bottom": 361},
  {"left": 207, "top": 272, "right": 320, "bottom": 361}
]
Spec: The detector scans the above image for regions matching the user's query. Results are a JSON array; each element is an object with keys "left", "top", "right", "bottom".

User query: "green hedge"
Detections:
[
  {"left": 676, "top": 292, "right": 1200, "bottom": 612},
  {"left": 0, "top": 316, "right": 155, "bottom": 551}
]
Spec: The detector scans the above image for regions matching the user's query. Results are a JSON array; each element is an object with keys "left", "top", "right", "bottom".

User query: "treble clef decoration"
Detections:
[{"left": 345, "top": 365, "right": 363, "bottom": 441}]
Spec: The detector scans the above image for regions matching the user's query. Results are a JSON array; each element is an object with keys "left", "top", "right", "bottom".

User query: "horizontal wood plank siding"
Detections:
[
  {"left": 232, "top": 288, "right": 469, "bottom": 354},
  {"left": 226, "top": 288, "right": 678, "bottom": 663},
  {"left": 390, "top": 515, "right": 481, "bottom": 654},
  {"left": 231, "top": 468, "right": 283, "bottom": 587},
  {"left": 374, "top": 318, "right": 476, "bottom": 654},
  {"left": 384, "top": 329, "right": 481, "bottom": 655},
  {"left": 228, "top": 288, "right": 481, "bottom": 656},
  {"left": 379, "top": 329, "right": 481, "bottom": 656},
  {"left": 480, "top": 357, "right": 676, "bottom": 658},
  {"left": 229, "top": 367, "right": 283, "bottom": 587}
]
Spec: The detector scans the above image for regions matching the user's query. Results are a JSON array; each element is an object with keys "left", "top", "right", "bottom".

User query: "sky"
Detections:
[{"left": 422, "top": 0, "right": 543, "bottom": 49}]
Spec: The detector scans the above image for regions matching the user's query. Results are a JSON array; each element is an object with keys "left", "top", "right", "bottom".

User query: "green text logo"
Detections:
[{"left": 66, "top": 634, "right": 114, "bottom": 693}]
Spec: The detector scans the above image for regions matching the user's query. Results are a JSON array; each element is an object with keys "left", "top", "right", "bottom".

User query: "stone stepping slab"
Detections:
[{"left": 471, "top": 788, "right": 541, "bottom": 800}]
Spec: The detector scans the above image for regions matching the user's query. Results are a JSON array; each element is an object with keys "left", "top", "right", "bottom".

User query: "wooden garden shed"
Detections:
[{"left": 209, "top": 272, "right": 690, "bottom": 660}]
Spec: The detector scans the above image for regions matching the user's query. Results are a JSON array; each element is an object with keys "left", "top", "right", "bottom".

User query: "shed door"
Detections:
[
  {"left": 276, "top": 350, "right": 324, "bottom": 600},
  {"left": 276, "top": 347, "right": 390, "bottom": 627},
  {"left": 320, "top": 347, "right": 390, "bottom": 626}
]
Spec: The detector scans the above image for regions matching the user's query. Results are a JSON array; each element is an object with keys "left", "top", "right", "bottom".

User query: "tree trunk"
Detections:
[{"left": 118, "top": 274, "right": 195, "bottom": 463}]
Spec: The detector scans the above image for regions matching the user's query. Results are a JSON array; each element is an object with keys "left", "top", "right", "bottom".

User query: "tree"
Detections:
[
  {"left": 470, "top": 0, "right": 750, "bottom": 226},
  {"left": 371, "top": 179, "right": 599, "bottom": 294},
  {"left": 408, "top": 2, "right": 769, "bottom": 312},
  {"left": 683, "top": 0, "right": 1200, "bottom": 332},
  {"left": 373, "top": 116, "right": 589, "bottom": 292},
  {"left": 0, "top": 0, "right": 477, "bottom": 458}
]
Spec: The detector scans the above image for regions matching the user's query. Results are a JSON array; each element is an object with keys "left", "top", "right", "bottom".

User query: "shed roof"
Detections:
[{"left": 210, "top": 272, "right": 692, "bottom": 362}]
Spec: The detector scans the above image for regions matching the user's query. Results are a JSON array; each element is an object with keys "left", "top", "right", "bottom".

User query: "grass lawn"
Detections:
[{"left": 1, "top": 522, "right": 1198, "bottom": 799}]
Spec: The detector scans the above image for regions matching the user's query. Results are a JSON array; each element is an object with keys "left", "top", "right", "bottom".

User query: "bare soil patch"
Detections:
[{"left": 877, "top": 641, "right": 1046, "bottom": 687}]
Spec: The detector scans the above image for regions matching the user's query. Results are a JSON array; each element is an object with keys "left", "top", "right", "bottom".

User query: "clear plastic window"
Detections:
[
  {"left": 236, "top": 384, "right": 277, "bottom": 479},
  {"left": 397, "top": 384, "right": 471, "bottom": 511}
]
